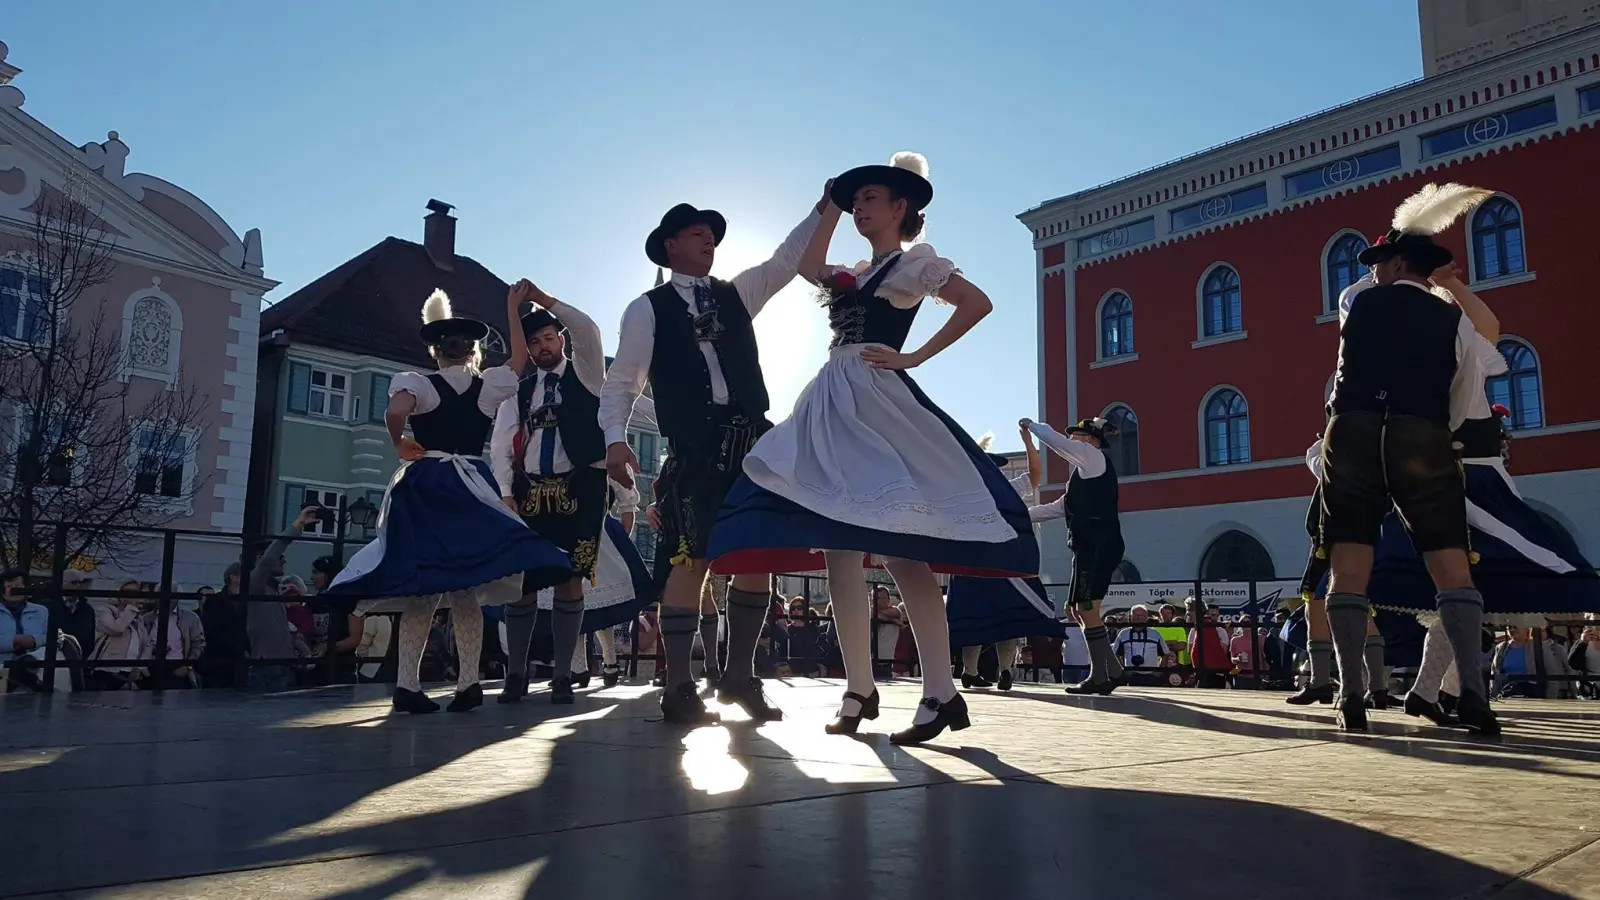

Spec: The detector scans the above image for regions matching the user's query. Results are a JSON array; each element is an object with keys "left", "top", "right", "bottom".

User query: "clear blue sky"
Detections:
[{"left": 7, "top": 2, "right": 1420, "bottom": 450}]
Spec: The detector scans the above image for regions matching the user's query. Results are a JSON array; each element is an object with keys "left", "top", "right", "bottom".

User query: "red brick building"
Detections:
[{"left": 1018, "top": 23, "right": 1600, "bottom": 587}]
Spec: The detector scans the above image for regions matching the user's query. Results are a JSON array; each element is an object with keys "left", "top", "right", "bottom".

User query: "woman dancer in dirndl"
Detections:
[
  {"left": 710, "top": 153, "right": 1038, "bottom": 744},
  {"left": 327, "top": 290, "right": 573, "bottom": 714}
]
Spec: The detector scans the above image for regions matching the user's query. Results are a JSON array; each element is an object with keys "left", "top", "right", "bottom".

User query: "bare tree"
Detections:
[{"left": 0, "top": 171, "right": 210, "bottom": 573}]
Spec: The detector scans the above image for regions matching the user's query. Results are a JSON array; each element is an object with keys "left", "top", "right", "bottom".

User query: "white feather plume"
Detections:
[
  {"left": 421, "top": 289, "right": 452, "bottom": 324},
  {"left": 1392, "top": 183, "right": 1494, "bottom": 236},
  {"left": 976, "top": 431, "right": 995, "bottom": 451},
  {"left": 890, "top": 151, "right": 928, "bottom": 179}
]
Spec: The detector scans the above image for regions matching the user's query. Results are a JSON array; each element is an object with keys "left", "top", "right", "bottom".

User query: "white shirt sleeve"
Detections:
[
  {"left": 599, "top": 295, "right": 656, "bottom": 446},
  {"left": 476, "top": 366, "right": 521, "bottom": 417},
  {"left": 1028, "top": 496, "right": 1067, "bottom": 523},
  {"left": 1337, "top": 274, "right": 1375, "bottom": 324},
  {"left": 551, "top": 301, "right": 607, "bottom": 396},
  {"left": 1447, "top": 316, "right": 1509, "bottom": 430},
  {"left": 1305, "top": 439, "right": 1324, "bottom": 480},
  {"left": 489, "top": 397, "right": 519, "bottom": 498},
  {"left": 1006, "top": 470, "right": 1038, "bottom": 505},
  {"left": 728, "top": 209, "right": 821, "bottom": 319},
  {"left": 880, "top": 243, "right": 962, "bottom": 309},
  {"left": 389, "top": 371, "right": 440, "bottom": 414},
  {"left": 1027, "top": 421, "right": 1107, "bottom": 479}
]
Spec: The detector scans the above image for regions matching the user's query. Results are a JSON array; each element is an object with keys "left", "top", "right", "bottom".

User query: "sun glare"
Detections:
[{"left": 711, "top": 233, "right": 827, "bottom": 419}]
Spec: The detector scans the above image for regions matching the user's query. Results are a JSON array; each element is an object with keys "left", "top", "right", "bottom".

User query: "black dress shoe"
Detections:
[
  {"left": 1065, "top": 677, "right": 1117, "bottom": 696},
  {"left": 890, "top": 694, "right": 971, "bottom": 745},
  {"left": 1453, "top": 691, "right": 1502, "bottom": 736},
  {"left": 1285, "top": 683, "right": 1336, "bottom": 706},
  {"left": 660, "top": 682, "right": 720, "bottom": 725},
  {"left": 718, "top": 677, "right": 784, "bottom": 721},
  {"left": 960, "top": 673, "right": 993, "bottom": 689},
  {"left": 550, "top": 675, "right": 575, "bottom": 705},
  {"left": 1366, "top": 690, "right": 1393, "bottom": 710},
  {"left": 392, "top": 686, "right": 440, "bottom": 714},
  {"left": 497, "top": 673, "right": 527, "bottom": 704},
  {"left": 447, "top": 683, "right": 483, "bottom": 713},
  {"left": 1402, "top": 691, "right": 1460, "bottom": 727},
  {"left": 571, "top": 669, "right": 592, "bottom": 690},
  {"left": 601, "top": 665, "right": 621, "bottom": 687},
  {"left": 1337, "top": 694, "right": 1368, "bottom": 732},
  {"left": 997, "top": 670, "right": 1014, "bottom": 692},
  {"left": 825, "top": 690, "right": 881, "bottom": 735}
]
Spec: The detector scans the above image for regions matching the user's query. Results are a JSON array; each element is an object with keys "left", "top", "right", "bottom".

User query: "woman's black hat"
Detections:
[
  {"left": 1356, "top": 230, "right": 1453, "bottom": 272},
  {"left": 830, "top": 151, "right": 933, "bottom": 213},
  {"left": 646, "top": 203, "right": 727, "bottom": 268},
  {"left": 418, "top": 289, "right": 488, "bottom": 345}
]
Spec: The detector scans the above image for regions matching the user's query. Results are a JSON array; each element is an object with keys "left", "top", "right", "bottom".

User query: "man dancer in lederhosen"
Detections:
[{"left": 600, "top": 190, "right": 825, "bottom": 724}]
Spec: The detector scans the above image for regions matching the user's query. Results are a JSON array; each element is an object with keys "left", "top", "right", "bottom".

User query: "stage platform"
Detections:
[{"left": 2, "top": 679, "right": 1597, "bottom": 899}]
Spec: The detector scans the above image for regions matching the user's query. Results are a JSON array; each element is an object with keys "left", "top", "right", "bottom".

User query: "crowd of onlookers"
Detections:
[{"left": 5, "top": 563, "right": 1598, "bottom": 698}]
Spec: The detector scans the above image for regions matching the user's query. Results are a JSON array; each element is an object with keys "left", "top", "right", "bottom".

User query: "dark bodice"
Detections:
[
  {"left": 827, "top": 255, "right": 920, "bottom": 351},
  {"left": 409, "top": 373, "right": 493, "bottom": 456}
]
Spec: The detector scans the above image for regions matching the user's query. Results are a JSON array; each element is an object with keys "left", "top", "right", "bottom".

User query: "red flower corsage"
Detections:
[{"left": 828, "top": 271, "right": 858, "bottom": 293}]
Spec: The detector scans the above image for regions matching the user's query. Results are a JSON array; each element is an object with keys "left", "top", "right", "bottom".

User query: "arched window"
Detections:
[
  {"left": 481, "top": 325, "right": 509, "bottom": 365},
  {"left": 1099, "top": 292, "right": 1134, "bottom": 358},
  {"left": 1103, "top": 404, "right": 1139, "bottom": 475},
  {"left": 1471, "top": 197, "right": 1526, "bottom": 281},
  {"left": 1200, "top": 530, "right": 1275, "bottom": 581},
  {"left": 1324, "top": 232, "right": 1368, "bottom": 313},
  {"left": 1112, "top": 559, "right": 1142, "bottom": 583},
  {"left": 1201, "top": 265, "right": 1243, "bottom": 337},
  {"left": 119, "top": 282, "right": 184, "bottom": 387},
  {"left": 1203, "top": 388, "right": 1250, "bottom": 466},
  {"left": 1485, "top": 338, "right": 1543, "bottom": 430}
]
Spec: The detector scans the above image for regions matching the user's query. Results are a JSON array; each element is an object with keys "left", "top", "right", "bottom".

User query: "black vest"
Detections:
[
  {"left": 516, "top": 363, "right": 604, "bottom": 470},
  {"left": 409, "top": 373, "right": 492, "bottom": 456},
  {"left": 1453, "top": 416, "right": 1503, "bottom": 459},
  {"left": 1065, "top": 452, "right": 1119, "bottom": 531},
  {"left": 646, "top": 278, "right": 769, "bottom": 447},
  {"left": 1330, "top": 283, "right": 1461, "bottom": 427},
  {"left": 827, "top": 255, "right": 919, "bottom": 350}
]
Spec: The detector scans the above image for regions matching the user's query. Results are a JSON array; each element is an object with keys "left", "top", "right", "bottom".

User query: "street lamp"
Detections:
[{"left": 330, "top": 496, "right": 379, "bottom": 564}]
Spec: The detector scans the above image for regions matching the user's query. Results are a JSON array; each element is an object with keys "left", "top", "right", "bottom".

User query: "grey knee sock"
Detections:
[
  {"left": 504, "top": 603, "right": 538, "bottom": 678},
  {"left": 723, "top": 588, "right": 768, "bottom": 684},
  {"left": 550, "top": 596, "right": 585, "bottom": 680},
  {"left": 1437, "top": 588, "right": 1487, "bottom": 700},
  {"left": 1082, "top": 625, "right": 1112, "bottom": 683},
  {"left": 1325, "top": 593, "right": 1371, "bottom": 701},
  {"left": 659, "top": 607, "right": 700, "bottom": 689},
  {"left": 1363, "top": 634, "right": 1387, "bottom": 695},
  {"left": 699, "top": 613, "right": 721, "bottom": 676},
  {"left": 1307, "top": 640, "right": 1333, "bottom": 688}
]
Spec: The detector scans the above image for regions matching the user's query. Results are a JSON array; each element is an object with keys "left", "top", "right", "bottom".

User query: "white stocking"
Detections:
[
  {"left": 396, "top": 597, "right": 442, "bottom": 692},
  {"left": 450, "top": 591, "right": 483, "bottom": 692},
  {"left": 596, "top": 626, "right": 617, "bottom": 666},
  {"left": 996, "top": 639, "right": 1020, "bottom": 677},
  {"left": 1442, "top": 661, "right": 1461, "bottom": 698},
  {"left": 882, "top": 557, "right": 957, "bottom": 724},
  {"left": 1411, "top": 618, "right": 1453, "bottom": 703},
  {"left": 960, "top": 645, "right": 981, "bottom": 676},
  {"left": 824, "top": 551, "right": 877, "bottom": 717},
  {"left": 571, "top": 631, "right": 588, "bottom": 674}
]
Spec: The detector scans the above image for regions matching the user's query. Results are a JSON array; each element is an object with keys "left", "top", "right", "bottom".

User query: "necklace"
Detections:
[{"left": 870, "top": 249, "right": 900, "bottom": 268}]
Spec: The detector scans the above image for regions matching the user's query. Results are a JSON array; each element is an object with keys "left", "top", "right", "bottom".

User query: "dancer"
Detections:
[
  {"left": 710, "top": 153, "right": 1037, "bottom": 744},
  {"left": 950, "top": 421, "right": 1063, "bottom": 693},
  {"left": 548, "top": 475, "right": 655, "bottom": 689},
  {"left": 1021, "top": 416, "right": 1127, "bottom": 696},
  {"left": 1316, "top": 182, "right": 1504, "bottom": 732},
  {"left": 490, "top": 279, "right": 614, "bottom": 705},
  {"left": 329, "top": 288, "right": 573, "bottom": 714},
  {"left": 599, "top": 191, "right": 826, "bottom": 724}
]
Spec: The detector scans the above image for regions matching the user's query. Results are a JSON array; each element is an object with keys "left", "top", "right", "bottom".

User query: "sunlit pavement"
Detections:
[{"left": 3, "top": 679, "right": 1598, "bottom": 899}]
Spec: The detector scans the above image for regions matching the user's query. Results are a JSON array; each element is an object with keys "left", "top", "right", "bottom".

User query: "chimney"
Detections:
[{"left": 424, "top": 199, "right": 456, "bottom": 271}]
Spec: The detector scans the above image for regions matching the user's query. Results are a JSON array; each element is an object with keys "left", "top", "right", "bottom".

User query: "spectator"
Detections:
[
  {"left": 137, "top": 594, "right": 206, "bottom": 689},
  {"left": 91, "top": 581, "right": 147, "bottom": 690},
  {"left": 278, "top": 574, "right": 317, "bottom": 656},
  {"left": 313, "top": 556, "right": 365, "bottom": 683},
  {"left": 872, "top": 585, "right": 902, "bottom": 679},
  {"left": 50, "top": 570, "right": 98, "bottom": 664},
  {"left": 246, "top": 507, "right": 320, "bottom": 692},
  {"left": 1113, "top": 605, "right": 1173, "bottom": 680},
  {"left": 1493, "top": 627, "right": 1574, "bottom": 699},
  {"left": 353, "top": 613, "right": 397, "bottom": 683},
  {"left": 200, "top": 566, "right": 246, "bottom": 689},
  {"left": 1569, "top": 626, "right": 1600, "bottom": 697},
  {"left": 785, "top": 598, "right": 824, "bottom": 676},
  {"left": 1230, "top": 614, "right": 1268, "bottom": 681},
  {"left": 1061, "top": 624, "right": 1090, "bottom": 685},
  {"left": 2, "top": 569, "right": 50, "bottom": 692},
  {"left": 1186, "top": 599, "right": 1232, "bottom": 687}
]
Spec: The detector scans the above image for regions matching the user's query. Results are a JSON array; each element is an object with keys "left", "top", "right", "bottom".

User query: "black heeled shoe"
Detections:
[
  {"left": 601, "top": 664, "right": 621, "bottom": 687},
  {"left": 890, "top": 694, "right": 971, "bottom": 745},
  {"left": 1402, "top": 691, "right": 1460, "bottom": 727},
  {"left": 826, "top": 690, "right": 881, "bottom": 735},
  {"left": 1336, "top": 694, "right": 1368, "bottom": 733},
  {"left": 997, "top": 670, "right": 1014, "bottom": 692},
  {"left": 392, "top": 686, "right": 440, "bottom": 715},
  {"left": 1453, "top": 691, "right": 1502, "bottom": 736},
  {"left": 1065, "top": 677, "right": 1119, "bottom": 696},
  {"left": 572, "top": 668, "right": 592, "bottom": 690},
  {"left": 1285, "top": 683, "right": 1335, "bottom": 706},
  {"left": 960, "top": 672, "right": 992, "bottom": 690},
  {"left": 1365, "top": 690, "right": 1393, "bottom": 710},
  {"left": 497, "top": 673, "right": 527, "bottom": 704},
  {"left": 446, "top": 683, "right": 483, "bottom": 713}
]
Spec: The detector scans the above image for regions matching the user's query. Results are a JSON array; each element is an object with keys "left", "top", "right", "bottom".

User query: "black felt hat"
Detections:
[
  {"left": 1356, "top": 230, "right": 1454, "bottom": 272},
  {"left": 830, "top": 151, "right": 933, "bottom": 213},
  {"left": 520, "top": 307, "right": 563, "bottom": 337},
  {"left": 418, "top": 289, "right": 488, "bottom": 345},
  {"left": 985, "top": 452, "right": 1011, "bottom": 468},
  {"left": 1065, "top": 417, "right": 1117, "bottom": 445},
  {"left": 645, "top": 203, "right": 727, "bottom": 268}
]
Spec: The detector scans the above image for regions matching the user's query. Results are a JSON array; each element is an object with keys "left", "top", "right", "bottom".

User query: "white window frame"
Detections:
[
  {"left": 307, "top": 366, "right": 352, "bottom": 421},
  {"left": 118, "top": 279, "right": 184, "bottom": 388},
  {"left": 1197, "top": 384, "right": 1251, "bottom": 468},
  {"left": 300, "top": 486, "right": 345, "bottom": 537},
  {"left": 1318, "top": 229, "right": 1369, "bottom": 322},
  {"left": 2, "top": 401, "right": 87, "bottom": 491},
  {"left": 1092, "top": 288, "right": 1139, "bottom": 366},
  {"left": 1193, "top": 262, "right": 1248, "bottom": 347},
  {"left": 128, "top": 419, "right": 201, "bottom": 516},
  {"left": 1463, "top": 192, "right": 1537, "bottom": 291}
]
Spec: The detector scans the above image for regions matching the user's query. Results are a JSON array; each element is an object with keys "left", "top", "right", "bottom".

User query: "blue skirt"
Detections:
[
  {"left": 947, "top": 576, "right": 1065, "bottom": 648},
  {"left": 708, "top": 350, "right": 1038, "bottom": 578},
  {"left": 536, "top": 515, "right": 656, "bottom": 633},
  {"left": 1369, "top": 460, "right": 1600, "bottom": 619},
  {"left": 329, "top": 455, "right": 573, "bottom": 612}
]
